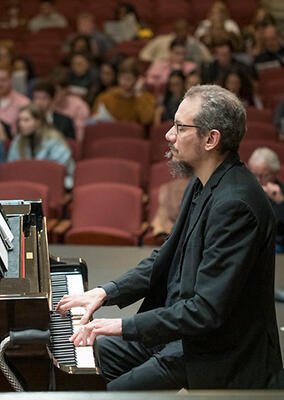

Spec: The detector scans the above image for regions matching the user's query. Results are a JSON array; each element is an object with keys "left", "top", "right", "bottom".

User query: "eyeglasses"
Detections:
[{"left": 174, "top": 122, "right": 201, "bottom": 136}]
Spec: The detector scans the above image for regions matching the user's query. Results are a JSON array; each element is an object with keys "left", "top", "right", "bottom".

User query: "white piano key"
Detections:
[{"left": 66, "top": 274, "right": 86, "bottom": 316}]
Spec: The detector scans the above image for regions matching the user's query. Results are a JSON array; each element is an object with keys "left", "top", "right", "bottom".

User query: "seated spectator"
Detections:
[
  {"left": 0, "top": 0, "right": 27, "bottom": 29},
  {"left": 91, "top": 62, "right": 118, "bottom": 103},
  {"left": 7, "top": 103, "right": 74, "bottom": 189},
  {"left": 52, "top": 72, "right": 90, "bottom": 142},
  {"left": 0, "top": 41, "right": 14, "bottom": 69},
  {"left": 104, "top": 2, "right": 139, "bottom": 43},
  {"left": 150, "top": 178, "right": 190, "bottom": 245},
  {"left": 67, "top": 51, "right": 99, "bottom": 105},
  {"left": 140, "top": 18, "right": 212, "bottom": 65},
  {"left": 254, "top": 24, "right": 284, "bottom": 70},
  {"left": 32, "top": 79, "right": 75, "bottom": 139},
  {"left": 28, "top": 0, "right": 68, "bottom": 32},
  {"left": 248, "top": 147, "right": 284, "bottom": 253},
  {"left": 13, "top": 55, "right": 35, "bottom": 97},
  {"left": 145, "top": 39, "right": 196, "bottom": 96},
  {"left": 63, "top": 12, "right": 114, "bottom": 62},
  {"left": 92, "top": 58, "right": 155, "bottom": 125},
  {"left": 0, "top": 65, "right": 29, "bottom": 136},
  {"left": 202, "top": 39, "right": 257, "bottom": 84},
  {"left": 194, "top": 1, "right": 240, "bottom": 41},
  {"left": 154, "top": 70, "right": 185, "bottom": 125},
  {"left": 243, "top": 7, "right": 276, "bottom": 60},
  {"left": 185, "top": 69, "right": 202, "bottom": 91},
  {"left": 273, "top": 96, "right": 284, "bottom": 139},
  {"left": 219, "top": 67, "right": 262, "bottom": 108}
]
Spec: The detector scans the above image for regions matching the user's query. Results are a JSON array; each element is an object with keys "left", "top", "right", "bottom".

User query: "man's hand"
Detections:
[
  {"left": 55, "top": 287, "right": 107, "bottom": 324},
  {"left": 262, "top": 182, "right": 284, "bottom": 204},
  {"left": 70, "top": 318, "right": 122, "bottom": 347}
]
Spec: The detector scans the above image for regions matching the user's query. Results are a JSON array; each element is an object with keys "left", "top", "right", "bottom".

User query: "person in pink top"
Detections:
[
  {"left": 145, "top": 38, "right": 197, "bottom": 96},
  {"left": 0, "top": 65, "right": 30, "bottom": 137},
  {"left": 52, "top": 73, "right": 90, "bottom": 142}
]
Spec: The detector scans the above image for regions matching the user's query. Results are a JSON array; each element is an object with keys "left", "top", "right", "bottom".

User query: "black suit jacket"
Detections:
[
  {"left": 52, "top": 111, "right": 75, "bottom": 139},
  {"left": 104, "top": 152, "right": 282, "bottom": 389}
]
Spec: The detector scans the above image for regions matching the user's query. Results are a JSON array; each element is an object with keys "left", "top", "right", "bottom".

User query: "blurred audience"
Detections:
[
  {"left": 92, "top": 58, "right": 155, "bottom": 125},
  {"left": 28, "top": 0, "right": 68, "bottom": 32},
  {"left": 248, "top": 147, "right": 284, "bottom": 253},
  {"left": 254, "top": 24, "right": 284, "bottom": 70},
  {"left": 0, "top": 65, "right": 30, "bottom": 136},
  {"left": 145, "top": 38, "right": 196, "bottom": 95},
  {"left": 219, "top": 67, "right": 262, "bottom": 109},
  {"left": 185, "top": 69, "right": 202, "bottom": 91},
  {"left": 32, "top": 79, "right": 75, "bottom": 139},
  {"left": 91, "top": 62, "right": 118, "bottom": 103},
  {"left": 140, "top": 18, "right": 212, "bottom": 64},
  {"left": 12, "top": 55, "right": 35, "bottom": 96},
  {"left": 154, "top": 70, "right": 185, "bottom": 125},
  {"left": 0, "top": 0, "right": 27, "bottom": 29},
  {"left": 67, "top": 51, "right": 99, "bottom": 105},
  {"left": 194, "top": 1, "right": 240, "bottom": 41},
  {"left": 273, "top": 97, "right": 284, "bottom": 139},
  {"left": 7, "top": 103, "right": 74, "bottom": 189},
  {"left": 202, "top": 39, "right": 257, "bottom": 84},
  {"left": 52, "top": 71, "right": 90, "bottom": 142},
  {"left": 63, "top": 12, "right": 114, "bottom": 62},
  {"left": 104, "top": 2, "right": 139, "bottom": 43}
]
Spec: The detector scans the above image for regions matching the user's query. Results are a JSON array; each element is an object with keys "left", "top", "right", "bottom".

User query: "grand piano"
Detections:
[{"left": 0, "top": 200, "right": 106, "bottom": 391}]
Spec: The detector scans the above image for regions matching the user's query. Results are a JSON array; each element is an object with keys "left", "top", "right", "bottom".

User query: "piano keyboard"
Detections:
[{"left": 49, "top": 272, "right": 96, "bottom": 370}]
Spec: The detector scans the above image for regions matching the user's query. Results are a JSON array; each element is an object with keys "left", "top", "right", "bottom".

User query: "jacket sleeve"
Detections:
[
  {"left": 122, "top": 199, "right": 264, "bottom": 346},
  {"left": 101, "top": 248, "right": 160, "bottom": 308}
]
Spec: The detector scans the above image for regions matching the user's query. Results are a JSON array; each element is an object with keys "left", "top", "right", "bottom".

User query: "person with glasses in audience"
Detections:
[{"left": 56, "top": 85, "right": 282, "bottom": 390}]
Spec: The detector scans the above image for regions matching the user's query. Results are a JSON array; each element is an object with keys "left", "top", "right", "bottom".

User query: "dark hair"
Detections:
[
  {"left": 69, "top": 50, "right": 92, "bottom": 64},
  {"left": 118, "top": 57, "right": 139, "bottom": 78},
  {"left": 219, "top": 67, "right": 255, "bottom": 107},
  {"left": 213, "top": 39, "right": 234, "bottom": 52},
  {"left": 13, "top": 55, "right": 35, "bottom": 80},
  {"left": 185, "top": 84, "right": 246, "bottom": 153},
  {"left": 117, "top": 2, "right": 138, "bottom": 20},
  {"left": 70, "top": 34, "right": 92, "bottom": 54},
  {"left": 164, "top": 70, "right": 185, "bottom": 105},
  {"left": 32, "top": 79, "right": 55, "bottom": 98},
  {"left": 169, "top": 38, "right": 187, "bottom": 50}
]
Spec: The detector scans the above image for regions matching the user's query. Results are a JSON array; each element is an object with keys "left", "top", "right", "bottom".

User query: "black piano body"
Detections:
[{"left": 0, "top": 200, "right": 106, "bottom": 391}]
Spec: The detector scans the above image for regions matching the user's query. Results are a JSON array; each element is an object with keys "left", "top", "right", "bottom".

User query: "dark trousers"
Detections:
[{"left": 96, "top": 336, "right": 188, "bottom": 391}]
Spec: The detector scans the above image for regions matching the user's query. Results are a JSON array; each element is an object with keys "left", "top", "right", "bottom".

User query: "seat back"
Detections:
[
  {"left": 149, "top": 122, "right": 172, "bottom": 163},
  {"left": 0, "top": 160, "right": 65, "bottom": 216},
  {"left": 71, "top": 183, "right": 143, "bottom": 234},
  {"left": 239, "top": 140, "right": 284, "bottom": 164},
  {"left": 245, "top": 121, "right": 277, "bottom": 141},
  {"left": 83, "top": 121, "right": 144, "bottom": 158},
  {"left": 149, "top": 161, "right": 174, "bottom": 190},
  {"left": 0, "top": 180, "right": 49, "bottom": 216},
  {"left": 74, "top": 158, "right": 142, "bottom": 188}
]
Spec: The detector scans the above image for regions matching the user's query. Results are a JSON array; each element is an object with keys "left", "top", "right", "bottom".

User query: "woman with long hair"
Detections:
[{"left": 7, "top": 103, "right": 74, "bottom": 189}]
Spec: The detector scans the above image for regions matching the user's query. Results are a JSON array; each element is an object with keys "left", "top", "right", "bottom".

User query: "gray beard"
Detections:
[{"left": 167, "top": 159, "right": 193, "bottom": 178}]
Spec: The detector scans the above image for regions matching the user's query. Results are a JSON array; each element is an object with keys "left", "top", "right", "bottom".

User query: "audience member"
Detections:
[
  {"left": 92, "top": 58, "right": 155, "bottom": 125},
  {"left": 248, "top": 147, "right": 284, "bottom": 253},
  {"left": 67, "top": 51, "right": 99, "bottom": 105},
  {"left": 0, "top": 65, "right": 29, "bottom": 136},
  {"left": 32, "top": 79, "right": 75, "bottom": 139},
  {"left": 63, "top": 12, "right": 114, "bottom": 61},
  {"left": 104, "top": 2, "right": 139, "bottom": 43},
  {"left": 185, "top": 69, "right": 202, "bottom": 91},
  {"left": 0, "top": 0, "right": 27, "bottom": 29},
  {"left": 154, "top": 70, "right": 185, "bottom": 125},
  {"left": 28, "top": 0, "right": 68, "bottom": 32},
  {"left": 7, "top": 103, "right": 74, "bottom": 189},
  {"left": 273, "top": 97, "right": 284, "bottom": 139},
  {"left": 139, "top": 18, "right": 212, "bottom": 65},
  {"left": 0, "top": 42, "right": 14, "bottom": 69},
  {"left": 13, "top": 55, "right": 35, "bottom": 97},
  {"left": 145, "top": 39, "right": 196, "bottom": 96},
  {"left": 91, "top": 62, "right": 118, "bottom": 103},
  {"left": 150, "top": 178, "right": 190, "bottom": 245},
  {"left": 202, "top": 39, "right": 257, "bottom": 84},
  {"left": 52, "top": 72, "right": 90, "bottom": 142},
  {"left": 219, "top": 67, "right": 262, "bottom": 108},
  {"left": 254, "top": 24, "right": 284, "bottom": 70},
  {"left": 194, "top": 1, "right": 240, "bottom": 41}
]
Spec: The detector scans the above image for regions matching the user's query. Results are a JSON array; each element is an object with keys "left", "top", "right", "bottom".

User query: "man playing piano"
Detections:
[{"left": 57, "top": 85, "right": 282, "bottom": 390}]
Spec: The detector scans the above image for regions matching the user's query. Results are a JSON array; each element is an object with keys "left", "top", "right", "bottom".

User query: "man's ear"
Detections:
[{"left": 204, "top": 129, "right": 221, "bottom": 151}]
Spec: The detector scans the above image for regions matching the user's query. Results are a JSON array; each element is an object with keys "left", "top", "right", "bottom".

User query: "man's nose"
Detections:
[{"left": 165, "top": 125, "right": 176, "bottom": 142}]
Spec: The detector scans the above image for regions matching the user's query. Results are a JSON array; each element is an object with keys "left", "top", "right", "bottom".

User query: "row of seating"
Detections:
[{"left": 0, "top": 134, "right": 283, "bottom": 246}]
